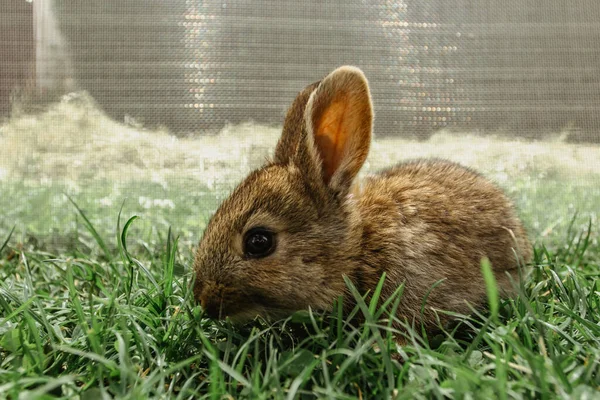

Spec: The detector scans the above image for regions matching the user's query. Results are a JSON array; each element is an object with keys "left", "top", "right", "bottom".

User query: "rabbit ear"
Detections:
[
  {"left": 303, "top": 66, "right": 373, "bottom": 195},
  {"left": 274, "top": 81, "right": 321, "bottom": 164}
]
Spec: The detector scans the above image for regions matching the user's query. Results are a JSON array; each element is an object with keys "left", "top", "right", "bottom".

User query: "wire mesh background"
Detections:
[{"left": 2, "top": 0, "right": 600, "bottom": 141}]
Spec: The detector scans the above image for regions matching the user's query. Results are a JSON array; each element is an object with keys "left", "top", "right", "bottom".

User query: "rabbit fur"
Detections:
[{"left": 193, "top": 66, "right": 532, "bottom": 332}]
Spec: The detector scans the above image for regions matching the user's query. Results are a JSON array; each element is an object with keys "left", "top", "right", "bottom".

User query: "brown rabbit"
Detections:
[{"left": 193, "top": 66, "right": 532, "bottom": 333}]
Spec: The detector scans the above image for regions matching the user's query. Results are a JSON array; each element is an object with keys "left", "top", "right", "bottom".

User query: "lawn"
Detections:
[{"left": 0, "top": 95, "right": 599, "bottom": 399}]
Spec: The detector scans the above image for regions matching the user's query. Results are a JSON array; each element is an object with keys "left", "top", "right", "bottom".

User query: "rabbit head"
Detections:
[{"left": 193, "top": 66, "right": 373, "bottom": 322}]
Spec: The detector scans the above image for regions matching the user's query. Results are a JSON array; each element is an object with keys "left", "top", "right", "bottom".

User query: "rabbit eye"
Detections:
[{"left": 244, "top": 228, "right": 276, "bottom": 258}]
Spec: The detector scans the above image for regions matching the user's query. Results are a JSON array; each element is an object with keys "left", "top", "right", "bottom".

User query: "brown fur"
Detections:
[{"left": 194, "top": 66, "right": 532, "bottom": 333}]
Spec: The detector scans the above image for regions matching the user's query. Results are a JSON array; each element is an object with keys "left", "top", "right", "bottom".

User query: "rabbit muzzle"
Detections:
[{"left": 194, "top": 278, "right": 234, "bottom": 319}]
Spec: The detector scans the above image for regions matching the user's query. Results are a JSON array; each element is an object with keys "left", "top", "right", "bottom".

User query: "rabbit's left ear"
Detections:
[{"left": 303, "top": 66, "right": 373, "bottom": 196}]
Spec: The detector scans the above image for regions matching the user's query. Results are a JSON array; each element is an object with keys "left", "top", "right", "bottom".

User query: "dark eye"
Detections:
[{"left": 243, "top": 228, "right": 276, "bottom": 258}]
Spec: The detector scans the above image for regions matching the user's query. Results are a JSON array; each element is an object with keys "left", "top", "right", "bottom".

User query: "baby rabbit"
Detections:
[{"left": 194, "top": 66, "right": 532, "bottom": 333}]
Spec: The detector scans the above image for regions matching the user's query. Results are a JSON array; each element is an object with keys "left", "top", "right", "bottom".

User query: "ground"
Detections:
[{"left": 0, "top": 94, "right": 598, "bottom": 398}]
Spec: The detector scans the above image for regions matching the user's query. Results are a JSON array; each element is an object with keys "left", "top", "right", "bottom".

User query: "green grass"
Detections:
[
  {"left": 0, "top": 194, "right": 598, "bottom": 399},
  {"left": 1, "top": 98, "right": 600, "bottom": 398}
]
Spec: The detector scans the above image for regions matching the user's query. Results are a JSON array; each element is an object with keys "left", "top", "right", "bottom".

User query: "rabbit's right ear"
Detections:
[
  {"left": 274, "top": 81, "right": 320, "bottom": 164},
  {"left": 274, "top": 66, "right": 372, "bottom": 200}
]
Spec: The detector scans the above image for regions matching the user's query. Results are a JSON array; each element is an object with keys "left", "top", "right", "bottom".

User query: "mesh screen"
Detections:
[
  {"left": 3, "top": 0, "right": 600, "bottom": 140},
  {"left": 1, "top": 0, "right": 599, "bottom": 250}
]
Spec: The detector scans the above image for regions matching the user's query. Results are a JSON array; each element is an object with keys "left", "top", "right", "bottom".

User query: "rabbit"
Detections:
[{"left": 193, "top": 66, "right": 532, "bottom": 335}]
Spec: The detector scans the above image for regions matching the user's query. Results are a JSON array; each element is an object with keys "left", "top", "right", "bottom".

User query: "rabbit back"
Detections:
[{"left": 353, "top": 158, "right": 532, "bottom": 327}]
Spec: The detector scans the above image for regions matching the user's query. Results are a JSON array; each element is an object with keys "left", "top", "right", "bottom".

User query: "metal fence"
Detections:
[
  {"left": 0, "top": 1, "right": 34, "bottom": 115},
  {"left": 2, "top": 0, "right": 600, "bottom": 140}
]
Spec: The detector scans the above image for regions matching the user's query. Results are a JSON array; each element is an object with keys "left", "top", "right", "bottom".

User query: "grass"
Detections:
[
  {"left": 0, "top": 204, "right": 598, "bottom": 399},
  {"left": 0, "top": 94, "right": 599, "bottom": 398}
]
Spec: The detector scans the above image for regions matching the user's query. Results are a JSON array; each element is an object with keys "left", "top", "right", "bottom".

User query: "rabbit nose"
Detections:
[
  {"left": 201, "top": 297, "right": 222, "bottom": 319},
  {"left": 196, "top": 280, "right": 225, "bottom": 319}
]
